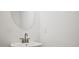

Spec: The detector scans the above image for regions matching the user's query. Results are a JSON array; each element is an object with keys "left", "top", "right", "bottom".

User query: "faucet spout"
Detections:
[
  {"left": 24, "top": 33, "right": 28, "bottom": 42},
  {"left": 24, "top": 33, "right": 30, "bottom": 43}
]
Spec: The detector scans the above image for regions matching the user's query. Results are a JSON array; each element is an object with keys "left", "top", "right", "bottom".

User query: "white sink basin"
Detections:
[{"left": 11, "top": 42, "right": 42, "bottom": 47}]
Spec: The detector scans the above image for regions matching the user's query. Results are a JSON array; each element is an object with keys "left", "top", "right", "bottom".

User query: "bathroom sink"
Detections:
[{"left": 11, "top": 42, "right": 42, "bottom": 47}]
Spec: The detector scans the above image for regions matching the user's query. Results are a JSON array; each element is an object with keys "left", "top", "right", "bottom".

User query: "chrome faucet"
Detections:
[{"left": 20, "top": 33, "right": 30, "bottom": 43}]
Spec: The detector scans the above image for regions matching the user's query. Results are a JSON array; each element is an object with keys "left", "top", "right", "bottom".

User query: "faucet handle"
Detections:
[
  {"left": 26, "top": 38, "right": 30, "bottom": 43},
  {"left": 19, "top": 38, "right": 24, "bottom": 40}
]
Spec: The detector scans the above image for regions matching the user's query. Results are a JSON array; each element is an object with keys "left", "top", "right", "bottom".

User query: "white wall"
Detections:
[
  {"left": 0, "top": 11, "right": 79, "bottom": 47},
  {"left": 0, "top": 11, "right": 40, "bottom": 47},
  {"left": 40, "top": 11, "right": 79, "bottom": 47}
]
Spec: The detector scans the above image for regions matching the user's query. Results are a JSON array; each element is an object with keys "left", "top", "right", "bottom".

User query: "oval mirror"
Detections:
[{"left": 11, "top": 11, "right": 36, "bottom": 30}]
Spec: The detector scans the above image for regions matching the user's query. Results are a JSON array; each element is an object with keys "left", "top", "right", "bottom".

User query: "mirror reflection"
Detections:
[{"left": 11, "top": 11, "right": 36, "bottom": 30}]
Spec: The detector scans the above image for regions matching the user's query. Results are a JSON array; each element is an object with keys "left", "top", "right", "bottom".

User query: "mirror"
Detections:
[{"left": 11, "top": 11, "right": 36, "bottom": 30}]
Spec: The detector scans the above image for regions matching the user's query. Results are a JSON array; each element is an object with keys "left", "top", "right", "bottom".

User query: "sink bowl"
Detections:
[{"left": 11, "top": 42, "right": 42, "bottom": 47}]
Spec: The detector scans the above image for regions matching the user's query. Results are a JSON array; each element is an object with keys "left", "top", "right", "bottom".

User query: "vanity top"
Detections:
[{"left": 11, "top": 42, "right": 42, "bottom": 47}]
